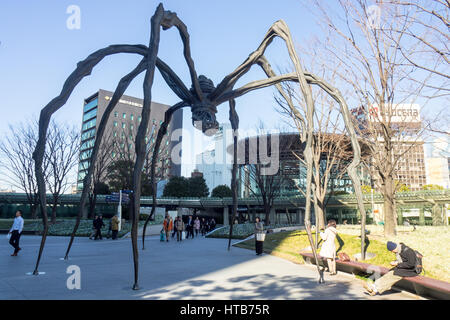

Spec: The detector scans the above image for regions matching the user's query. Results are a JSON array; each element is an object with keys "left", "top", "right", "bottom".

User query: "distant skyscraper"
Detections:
[
  {"left": 195, "top": 123, "right": 233, "bottom": 191},
  {"left": 77, "top": 89, "right": 183, "bottom": 191}
]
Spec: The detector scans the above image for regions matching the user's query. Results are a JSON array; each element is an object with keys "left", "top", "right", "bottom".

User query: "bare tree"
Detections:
[
  {"left": 0, "top": 120, "right": 47, "bottom": 219},
  {"left": 83, "top": 132, "right": 116, "bottom": 218},
  {"left": 276, "top": 66, "right": 360, "bottom": 231},
  {"left": 45, "top": 121, "right": 80, "bottom": 224},
  {"left": 307, "top": 0, "right": 447, "bottom": 236}
]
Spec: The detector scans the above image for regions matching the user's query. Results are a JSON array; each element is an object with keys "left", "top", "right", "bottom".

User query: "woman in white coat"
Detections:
[{"left": 319, "top": 219, "right": 338, "bottom": 275}]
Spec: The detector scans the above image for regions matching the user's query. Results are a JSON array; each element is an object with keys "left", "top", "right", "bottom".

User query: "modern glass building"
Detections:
[
  {"left": 77, "top": 89, "right": 183, "bottom": 192},
  {"left": 227, "top": 133, "right": 371, "bottom": 198}
]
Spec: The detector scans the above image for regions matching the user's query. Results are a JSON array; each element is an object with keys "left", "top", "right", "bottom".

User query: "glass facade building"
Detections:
[
  {"left": 227, "top": 133, "right": 371, "bottom": 198},
  {"left": 76, "top": 89, "right": 183, "bottom": 192}
]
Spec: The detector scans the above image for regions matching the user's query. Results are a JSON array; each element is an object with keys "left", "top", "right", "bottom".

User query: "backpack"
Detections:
[
  {"left": 414, "top": 250, "right": 424, "bottom": 275},
  {"left": 402, "top": 243, "right": 424, "bottom": 275}
]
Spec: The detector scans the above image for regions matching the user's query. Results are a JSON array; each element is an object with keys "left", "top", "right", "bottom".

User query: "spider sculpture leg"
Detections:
[
  {"left": 227, "top": 99, "right": 239, "bottom": 251},
  {"left": 65, "top": 58, "right": 148, "bottom": 260},
  {"left": 210, "top": 20, "right": 320, "bottom": 280},
  {"left": 221, "top": 44, "right": 367, "bottom": 267},
  {"left": 128, "top": 4, "right": 167, "bottom": 291},
  {"left": 32, "top": 44, "right": 148, "bottom": 274}
]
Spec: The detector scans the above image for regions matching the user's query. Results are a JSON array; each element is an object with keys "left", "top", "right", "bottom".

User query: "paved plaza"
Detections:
[{"left": 0, "top": 235, "right": 422, "bottom": 300}]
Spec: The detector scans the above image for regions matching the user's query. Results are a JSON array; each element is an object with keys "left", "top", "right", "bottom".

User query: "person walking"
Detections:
[
  {"left": 200, "top": 217, "right": 207, "bottom": 236},
  {"left": 186, "top": 215, "right": 194, "bottom": 239},
  {"left": 163, "top": 215, "right": 173, "bottom": 242},
  {"left": 210, "top": 218, "right": 216, "bottom": 232},
  {"left": 111, "top": 215, "right": 120, "bottom": 240},
  {"left": 363, "top": 241, "right": 421, "bottom": 296},
  {"left": 175, "top": 217, "right": 185, "bottom": 242},
  {"left": 194, "top": 217, "right": 201, "bottom": 237},
  {"left": 8, "top": 210, "right": 24, "bottom": 256},
  {"left": 89, "top": 215, "right": 98, "bottom": 240},
  {"left": 94, "top": 215, "right": 105, "bottom": 240},
  {"left": 319, "top": 219, "right": 338, "bottom": 275},
  {"left": 254, "top": 217, "right": 265, "bottom": 256},
  {"left": 172, "top": 216, "right": 178, "bottom": 239}
]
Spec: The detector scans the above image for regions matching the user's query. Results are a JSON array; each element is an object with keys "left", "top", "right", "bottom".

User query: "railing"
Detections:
[{"left": 0, "top": 189, "right": 449, "bottom": 207}]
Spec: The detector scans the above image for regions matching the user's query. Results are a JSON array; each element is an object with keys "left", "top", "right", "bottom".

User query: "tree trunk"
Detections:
[
  {"left": 51, "top": 203, "right": 57, "bottom": 224},
  {"left": 264, "top": 202, "right": 271, "bottom": 226},
  {"left": 88, "top": 193, "right": 98, "bottom": 219},
  {"left": 31, "top": 204, "right": 37, "bottom": 220},
  {"left": 383, "top": 176, "right": 397, "bottom": 237},
  {"left": 316, "top": 202, "right": 326, "bottom": 230}
]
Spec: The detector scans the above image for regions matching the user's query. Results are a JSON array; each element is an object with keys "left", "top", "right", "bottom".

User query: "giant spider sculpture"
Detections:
[{"left": 32, "top": 3, "right": 367, "bottom": 290}]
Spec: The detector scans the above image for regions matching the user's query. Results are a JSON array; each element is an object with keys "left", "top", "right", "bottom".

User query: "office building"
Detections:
[
  {"left": 352, "top": 104, "right": 426, "bottom": 191},
  {"left": 77, "top": 89, "right": 183, "bottom": 191}
]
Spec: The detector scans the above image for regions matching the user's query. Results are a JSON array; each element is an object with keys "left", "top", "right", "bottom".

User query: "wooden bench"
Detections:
[{"left": 300, "top": 252, "right": 450, "bottom": 300}]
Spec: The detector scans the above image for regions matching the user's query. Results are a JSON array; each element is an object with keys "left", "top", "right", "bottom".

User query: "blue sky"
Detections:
[
  {"left": 0, "top": 0, "right": 314, "bottom": 130},
  {"left": 0, "top": 0, "right": 319, "bottom": 176},
  {"left": 0, "top": 1, "right": 447, "bottom": 182}
]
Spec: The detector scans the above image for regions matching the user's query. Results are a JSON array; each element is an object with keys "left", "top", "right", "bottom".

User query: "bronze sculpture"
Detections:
[{"left": 33, "top": 3, "right": 367, "bottom": 289}]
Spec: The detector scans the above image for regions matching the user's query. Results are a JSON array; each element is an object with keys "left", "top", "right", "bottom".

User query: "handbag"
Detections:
[
  {"left": 256, "top": 233, "right": 266, "bottom": 241},
  {"left": 338, "top": 252, "right": 350, "bottom": 261}
]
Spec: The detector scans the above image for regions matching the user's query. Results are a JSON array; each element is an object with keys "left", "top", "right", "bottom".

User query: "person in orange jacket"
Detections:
[{"left": 163, "top": 215, "right": 173, "bottom": 242}]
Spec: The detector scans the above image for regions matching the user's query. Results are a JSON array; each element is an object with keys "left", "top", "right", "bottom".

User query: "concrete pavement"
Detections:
[{"left": 0, "top": 234, "right": 422, "bottom": 300}]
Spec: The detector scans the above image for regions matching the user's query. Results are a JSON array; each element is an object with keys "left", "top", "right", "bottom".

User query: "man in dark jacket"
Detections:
[
  {"left": 186, "top": 215, "right": 194, "bottom": 239},
  {"left": 363, "top": 241, "right": 419, "bottom": 296},
  {"left": 94, "top": 215, "right": 105, "bottom": 240}
]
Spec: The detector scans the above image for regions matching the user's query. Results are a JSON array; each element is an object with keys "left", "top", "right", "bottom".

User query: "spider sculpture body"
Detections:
[{"left": 32, "top": 3, "right": 367, "bottom": 290}]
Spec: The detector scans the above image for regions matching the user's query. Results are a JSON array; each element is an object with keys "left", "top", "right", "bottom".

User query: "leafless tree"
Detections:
[
  {"left": 0, "top": 120, "right": 47, "bottom": 219},
  {"left": 276, "top": 69, "right": 359, "bottom": 231},
  {"left": 45, "top": 121, "right": 80, "bottom": 224},
  {"left": 306, "top": 0, "right": 447, "bottom": 237},
  {"left": 83, "top": 132, "right": 116, "bottom": 218}
]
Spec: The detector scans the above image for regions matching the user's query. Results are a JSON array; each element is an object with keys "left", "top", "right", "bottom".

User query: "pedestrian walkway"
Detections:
[{"left": 0, "top": 235, "right": 422, "bottom": 300}]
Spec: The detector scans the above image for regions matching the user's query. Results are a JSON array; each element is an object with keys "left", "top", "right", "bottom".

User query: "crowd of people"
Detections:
[{"left": 161, "top": 215, "right": 216, "bottom": 242}]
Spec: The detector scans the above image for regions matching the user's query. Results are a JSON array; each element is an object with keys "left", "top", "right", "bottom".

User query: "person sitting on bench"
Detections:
[{"left": 363, "top": 241, "right": 419, "bottom": 296}]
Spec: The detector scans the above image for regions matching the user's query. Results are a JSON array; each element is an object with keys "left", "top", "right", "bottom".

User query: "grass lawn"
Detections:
[{"left": 234, "top": 225, "right": 449, "bottom": 282}]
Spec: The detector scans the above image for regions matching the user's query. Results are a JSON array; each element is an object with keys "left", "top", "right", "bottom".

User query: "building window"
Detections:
[
  {"left": 80, "top": 150, "right": 92, "bottom": 161},
  {"left": 114, "top": 112, "right": 118, "bottom": 118},
  {"left": 138, "top": 116, "right": 142, "bottom": 122},
  {"left": 130, "top": 124, "right": 134, "bottom": 131},
  {"left": 122, "top": 122, "right": 126, "bottom": 129},
  {"left": 113, "top": 131, "right": 117, "bottom": 137},
  {"left": 81, "top": 128, "right": 96, "bottom": 141},
  {"left": 123, "top": 113, "right": 127, "bottom": 119},
  {"left": 82, "top": 118, "right": 97, "bottom": 132},
  {"left": 83, "top": 108, "right": 97, "bottom": 122},
  {"left": 130, "top": 114, "right": 134, "bottom": 121},
  {"left": 81, "top": 138, "right": 95, "bottom": 151},
  {"left": 113, "top": 121, "right": 118, "bottom": 127},
  {"left": 83, "top": 98, "right": 98, "bottom": 113}
]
